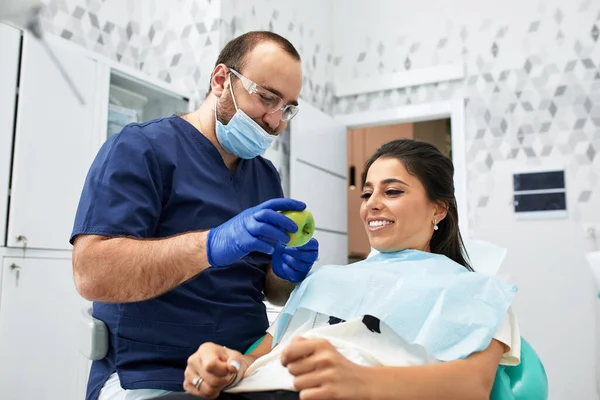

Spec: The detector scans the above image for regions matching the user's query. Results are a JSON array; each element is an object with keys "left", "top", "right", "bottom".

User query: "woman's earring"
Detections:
[{"left": 433, "top": 219, "right": 439, "bottom": 231}]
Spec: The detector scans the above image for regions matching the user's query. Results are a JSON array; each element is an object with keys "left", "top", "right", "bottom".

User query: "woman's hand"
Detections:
[
  {"left": 183, "top": 342, "right": 245, "bottom": 399},
  {"left": 281, "top": 337, "right": 372, "bottom": 400}
]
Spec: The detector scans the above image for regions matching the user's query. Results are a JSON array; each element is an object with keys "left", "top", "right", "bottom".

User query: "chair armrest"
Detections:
[{"left": 491, "top": 336, "right": 548, "bottom": 400}]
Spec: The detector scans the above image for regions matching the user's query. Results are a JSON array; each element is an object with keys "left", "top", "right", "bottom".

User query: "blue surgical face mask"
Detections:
[{"left": 214, "top": 76, "right": 276, "bottom": 159}]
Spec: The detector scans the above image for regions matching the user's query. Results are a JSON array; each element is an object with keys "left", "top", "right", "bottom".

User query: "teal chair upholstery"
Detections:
[
  {"left": 244, "top": 335, "right": 265, "bottom": 355},
  {"left": 491, "top": 337, "right": 548, "bottom": 399},
  {"left": 245, "top": 335, "right": 548, "bottom": 399}
]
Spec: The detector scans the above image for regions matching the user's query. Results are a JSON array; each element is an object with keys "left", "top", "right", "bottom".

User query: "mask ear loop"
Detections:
[
  {"left": 228, "top": 74, "right": 241, "bottom": 112},
  {"left": 214, "top": 74, "right": 240, "bottom": 121}
]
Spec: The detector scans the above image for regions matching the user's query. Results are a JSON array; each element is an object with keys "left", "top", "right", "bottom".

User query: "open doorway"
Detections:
[{"left": 346, "top": 118, "right": 452, "bottom": 263}]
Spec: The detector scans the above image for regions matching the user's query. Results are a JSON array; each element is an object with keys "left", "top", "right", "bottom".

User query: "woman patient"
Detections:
[{"left": 158, "top": 139, "right": 519, "bottom": 400}]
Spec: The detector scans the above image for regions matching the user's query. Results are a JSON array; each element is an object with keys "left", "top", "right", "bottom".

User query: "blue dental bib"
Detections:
[{"left": 274, "top": 249, "right": 518, "bottom": 362}]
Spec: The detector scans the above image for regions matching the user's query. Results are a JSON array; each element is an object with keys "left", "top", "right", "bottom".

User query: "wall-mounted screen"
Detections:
[{"left": 513, "top": 170, "right": 566, "bottom": 219}]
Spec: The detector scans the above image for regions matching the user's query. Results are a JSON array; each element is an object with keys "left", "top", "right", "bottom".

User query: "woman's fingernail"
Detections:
[{"left": 230, "top": 360, "right": 241, "bottom": 371}]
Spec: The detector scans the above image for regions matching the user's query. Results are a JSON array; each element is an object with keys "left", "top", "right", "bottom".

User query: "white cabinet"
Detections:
[
  {"left": 4, "top": 31, "right": 192, "bottom": 251},
  {"left": 6, "top": 32, "right": 101, "bottom": 251},
  {"left": 0, "top": 255, "right": 91, "bottom": 400},
  {"left": 0, "top": 28, "right": 193, "bottom": 400},
  {"left": 0, "top": 23, "right": 21, "bottom": 247}
]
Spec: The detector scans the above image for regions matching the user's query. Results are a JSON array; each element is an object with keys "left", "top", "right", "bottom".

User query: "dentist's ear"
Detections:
[{"left": 210, "top": 64, "right": 230, "bottom": 97}]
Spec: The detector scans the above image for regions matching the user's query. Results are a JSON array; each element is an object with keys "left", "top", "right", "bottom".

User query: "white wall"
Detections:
[{"left": 333, "top": 0, "right": 600, "bottom": 398}]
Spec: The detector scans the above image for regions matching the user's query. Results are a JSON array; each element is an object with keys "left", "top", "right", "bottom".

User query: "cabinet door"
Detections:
[
  {"left": 7, "top": 33, "right": 101, "bottom": 250},
  {"left": 290, "top": 100, "right": 348, "bottom": 266},
  {"left": 0, "top": 23, "right": 21, "bottom": 246},
  {"left": 0, "top": 257, "right": 90, "bottom": 400}
]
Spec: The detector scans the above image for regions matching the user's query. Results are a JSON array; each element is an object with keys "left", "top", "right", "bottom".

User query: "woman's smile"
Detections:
[{"left": 366, "top": 218, "right": 395, "bottom": 232}]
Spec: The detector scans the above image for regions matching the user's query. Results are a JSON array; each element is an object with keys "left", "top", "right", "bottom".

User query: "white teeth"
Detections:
[{"left": 369, "top": 220, "right": 393, "bottom": 227}]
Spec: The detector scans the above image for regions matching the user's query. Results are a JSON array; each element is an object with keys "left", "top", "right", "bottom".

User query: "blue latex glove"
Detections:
[
  {"left": 271, "top": 238, "right": 319, "bottom": 283},
  {"left": 207, "top": 198, "right": 306, "bottom": 267}
]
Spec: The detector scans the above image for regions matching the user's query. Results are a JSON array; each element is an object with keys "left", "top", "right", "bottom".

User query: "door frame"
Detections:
[{"left": 334, "top": 98, "right": 470, "bottom": 240}]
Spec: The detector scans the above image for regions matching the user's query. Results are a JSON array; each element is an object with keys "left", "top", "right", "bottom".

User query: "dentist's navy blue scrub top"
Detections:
[{"left": 70, "top": 115, "right": 284, "bottom": 400}]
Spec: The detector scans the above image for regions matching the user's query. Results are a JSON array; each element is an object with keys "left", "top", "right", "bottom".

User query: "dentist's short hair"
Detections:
[{"left": 206, "top": 31, "right": 301, "bottom": 97}]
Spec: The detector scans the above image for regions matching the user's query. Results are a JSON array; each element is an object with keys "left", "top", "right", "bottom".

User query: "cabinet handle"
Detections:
[
  {"left": 349, "top": 166, "right": 356, "bottom": 189},
  {"left": 16, "top": 235, "right": 28, "bottom": 246},
  {"left": 10, "top": 264, "right": 20, "bottom": 288}
]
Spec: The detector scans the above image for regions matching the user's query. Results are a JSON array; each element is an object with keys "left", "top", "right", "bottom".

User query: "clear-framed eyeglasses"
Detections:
[{"left": 229, "top": 68, "right": 299, "bottom": 122}]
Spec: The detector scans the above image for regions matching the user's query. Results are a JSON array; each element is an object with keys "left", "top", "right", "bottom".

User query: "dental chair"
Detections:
[{"left": 79, "top": 306, "right": 110, "bottom": 361}]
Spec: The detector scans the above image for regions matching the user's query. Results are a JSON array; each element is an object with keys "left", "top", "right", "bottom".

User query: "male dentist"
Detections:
[{"left": 70, "top": 31, "right": 319, "bottom": 400}]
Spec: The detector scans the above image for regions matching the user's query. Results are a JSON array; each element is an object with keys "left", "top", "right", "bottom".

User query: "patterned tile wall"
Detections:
[
  {"left": 39, "top": 0, "right": 221, "bottom": 99},
  {"left": 332, "top": 0, "right": 600, "bottom": 227},
  {"left": 37, "top": 0, "right": 334, "bottom": 110}
]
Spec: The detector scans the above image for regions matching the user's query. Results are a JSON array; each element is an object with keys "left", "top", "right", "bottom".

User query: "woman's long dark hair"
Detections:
[{"left": 363, "top": 138, "right": 472, "bottom": 271}]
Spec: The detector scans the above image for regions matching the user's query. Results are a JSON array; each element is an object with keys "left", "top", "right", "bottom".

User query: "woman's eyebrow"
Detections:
[
  {"left": 363, "top": 178, "right": 409, "bottom": 188},
  {"left": 381, "top": 178, "right": 409, "bottom": 186}
]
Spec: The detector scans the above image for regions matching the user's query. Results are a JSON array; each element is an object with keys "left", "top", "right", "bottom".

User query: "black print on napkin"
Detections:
[
  {"left": 362, "top": 315, "right": 381, "bottom": 334},
  {"left": 328, "top": 316, "right": 346, "bottom": 325},
  {"left": 327, "top": 315, "right": 381, "bottom": 334}
]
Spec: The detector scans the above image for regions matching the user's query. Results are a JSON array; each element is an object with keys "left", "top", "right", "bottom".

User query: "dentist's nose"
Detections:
[{"left": 262, "top": 110, "right": 282, "bottom": 132}]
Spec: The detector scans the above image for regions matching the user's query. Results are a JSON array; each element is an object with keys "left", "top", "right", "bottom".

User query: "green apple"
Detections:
[{"left": 281, "top": 209, "right": 315, "bottom": 247}]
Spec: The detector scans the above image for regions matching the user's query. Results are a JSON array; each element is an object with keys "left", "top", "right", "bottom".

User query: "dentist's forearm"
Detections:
[{"left": 72, "top": 231, "right": 211, "bottom": 302}]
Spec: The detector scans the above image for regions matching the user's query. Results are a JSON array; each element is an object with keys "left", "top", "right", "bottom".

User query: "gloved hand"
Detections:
[
  {"left": 271, "top": 238, "right": 319, "bottom": 283},
  {"left": 207, "top": 198, "right": 306, "bottom": 267}
]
